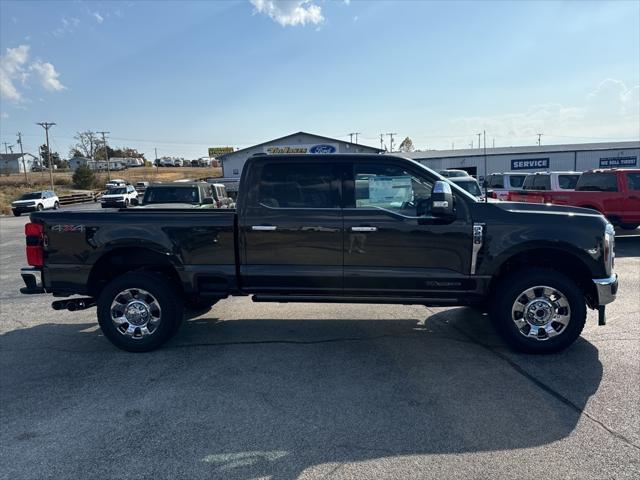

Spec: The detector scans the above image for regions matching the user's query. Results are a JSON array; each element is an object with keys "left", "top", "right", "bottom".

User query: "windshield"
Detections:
[
  {"left": 453, "top": 179, "right": 482, "bottom": 196},
  {"left": 144, "top": 187, "right": 200, "bottom": 204},
  {"left": 19, "top": 192, "right": 42, "bottom": 200},
  {"left": 107, "top": 188, "right": 127, "bottom": 194}
]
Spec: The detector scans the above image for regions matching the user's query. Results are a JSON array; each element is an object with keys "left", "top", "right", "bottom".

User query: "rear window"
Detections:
[
  {"left": 258, "top": 163, "right": 337, "bottom": 208},
  {"left": 558, "top": 174, "right": 580, "bottom": 190},
  {"left": 627, "top": 173, "right": 640, "bottom": 191},
  {"left": 144, "top": 186, "right": 200, "bottom": 204},
  {"left": 508, "top": 175, "right": 527, "bottom": 188},
  {"left": 453, "top": 179, "right": 482, "bottom": 196},
  {"left": 576, "top": 173, "right": 618, "bottom": 192}
]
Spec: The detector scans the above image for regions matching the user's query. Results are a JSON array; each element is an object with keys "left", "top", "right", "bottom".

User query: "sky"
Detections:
[{"left": 0, "top": 0, "right": 639, "bottom": 159}]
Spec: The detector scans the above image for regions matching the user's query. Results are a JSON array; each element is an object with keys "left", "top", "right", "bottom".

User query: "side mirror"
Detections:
[
  {"left": 431, "top": 181, "right": 455, "bottom": 219},
  {"left": 202, "top": 197, "right": 214, "bottom": 205}
]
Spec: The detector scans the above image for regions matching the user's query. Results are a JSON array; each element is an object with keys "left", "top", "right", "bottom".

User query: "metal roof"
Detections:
[{"left": 395, "top": 141, "right": 640, "bottom": 160}]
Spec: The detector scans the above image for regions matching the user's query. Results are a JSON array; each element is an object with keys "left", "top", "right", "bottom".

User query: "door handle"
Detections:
[
  {"left": 351, "top": 226, "right": 377, "bottom": 232},
  {"left": 251, "top": 225, "right": 277, "bottom": 231}
]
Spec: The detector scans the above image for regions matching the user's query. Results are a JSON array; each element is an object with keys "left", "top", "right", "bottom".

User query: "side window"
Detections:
[
  {"left": 489, "top": 175, "right": 504, "bottom": 188},
  {"left": 258, "top": 163, "right": 337, "bottom": 208},
  {"left": 533, "top": 175, "right": 551, "bottom": 190},
  {"left": 577, "top": 173, "right": 618, "bottom": 192},
  {"left": 353, "top": 163, "right": 433, "bottom": 217},
  {"left": 627, "top": 173, "right": 640, "bottom": 191},
  {"left": 522, "top": 176, "right": 535, "bottom": 190},
  {"left": 509, "top": 175, "right": 526, "bottom": 188},
  {"left": 558, "top": 175, "right": 579, "bottom": 190}
]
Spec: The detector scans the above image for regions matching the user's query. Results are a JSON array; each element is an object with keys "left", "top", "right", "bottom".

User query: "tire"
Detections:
[
  {"left": 490, "top": 268, "right": 586, "bottom": 354},
  {"left": 53, "top": 201, "right": 60, "bottom": 210},
  {"left": 620, "top": 223, "right": 639, "bottom": 230},
  {"left": 12, "top": 211, "right": 20, "bottom": 217},
  {"left": 36, "top": 204, "right": 44, "bottom": 211},
  {"left": 97, "top": 272, "right": 183, "bottom": 352},
  {"left": 124, "top": 199, "right": 129, "bottom": 208}
]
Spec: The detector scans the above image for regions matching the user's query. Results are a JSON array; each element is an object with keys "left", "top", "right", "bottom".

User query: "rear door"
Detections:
[{"left": 240, "top": 160, "right": 343, "bottom": 294}]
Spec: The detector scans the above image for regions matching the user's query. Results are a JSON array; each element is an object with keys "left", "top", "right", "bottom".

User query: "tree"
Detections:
[
  {"left": 40, "top": 144, "right": 61, "bottom": 168},
  {"left": 69, "top": 148, "right": 83, "bottom": 158},
  {"left": 72, "top": 130, "right": 100, "bottom": 159},
  {"left": 72, "top": 165, "right": 97, "bottom": 189},
  {"left": 398, "top": 137, "right": 415, "bottom": 153}
]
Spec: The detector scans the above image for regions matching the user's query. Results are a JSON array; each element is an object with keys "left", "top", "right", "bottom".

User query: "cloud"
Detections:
[
  {"left": 93, "top": 11, "right": 104, "bottom": 24},
  {"left": 449, "top": 79, "right": 640, "bottom": 144},
  {"left": 250, "top": 0, "right": 324, "bottom": 27},
  {"left": 52, "top": 16, "right": 80, "bottom": 37},
  {"left": 0, "top": 45, "right": 30, "bottom": 102},
  {"left": 1, "top": 111, "right": 9, "bottom": 119},
  {"left": 30, "top": 61, "right": 66, "bottom": 92},
  {"left": 0, "top": 44, "right": 66, "bottom": 102}
]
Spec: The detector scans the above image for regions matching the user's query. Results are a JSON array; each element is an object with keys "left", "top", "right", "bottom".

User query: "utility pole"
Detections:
[
  {"left": 536, "top": 133, "right": 543, "bottom": 146},
  {"left": 2, "top": 142, "right": 10, "bottom": 154},
  {"left": 355, "top": 132, "right": 361, "bottom": 144},
  {"left": 349, "top": 133, "right": 354, "bottom": 143},
  {"left": 483, "top": 130, "right": 488, "bottom": 202},
  {"left": 36, "top": 122, "right": 56, "bottom": 191},
  {"left": 17, "top": 132, "right": 29, "bottom": 184},
  {"left": 97, "top": 131, "right": 111, "bottom": 181},
  {"left": 492, "top": 138, "right": 495, "bottom": 148},
  {"left": 154, "top": 147, "right": 159, "bottom": 176},
  {"left": 477, "top": 133, "right": 482, "bottom": 150},
  {"left": 379, "top": 134, "right": 384, "bottom": 151},
  {"left": 386, "top": 133, "right": 397, "bottom": 153}
]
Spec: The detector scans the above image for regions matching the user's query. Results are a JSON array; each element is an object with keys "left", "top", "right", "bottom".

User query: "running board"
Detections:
[{"left": 252, "top": 295, "right": 462, "bottom": 306}]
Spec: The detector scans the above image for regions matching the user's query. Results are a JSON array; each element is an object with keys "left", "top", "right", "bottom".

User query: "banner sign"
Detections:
[
  {"left": 208, "top": 147, "right": 234, "bottom": 157},
  {"left": 265, "top": 144, "right": 338, "bottom": 155},
  {"left": 511, "top": 158, "right": 549, "bottom": 170},
  {"left": 599, "top": 156, "right": 637, "bottom": 168}
]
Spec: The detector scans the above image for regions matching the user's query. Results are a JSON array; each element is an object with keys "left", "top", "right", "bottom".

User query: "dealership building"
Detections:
[
  {"left": 217, "top": 131, "right": 383, "bottom": 180},
  {"left": 399, "top": 141, "right": 639, "bottom": 179}
]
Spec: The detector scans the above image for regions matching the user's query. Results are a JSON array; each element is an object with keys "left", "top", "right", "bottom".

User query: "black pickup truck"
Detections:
[{"left": 20, "top": 154, "right": 618, "bottom": 353}]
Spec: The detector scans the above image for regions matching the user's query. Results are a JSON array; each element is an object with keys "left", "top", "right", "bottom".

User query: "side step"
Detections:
[{"left": 252, "top": 295, "right": 462, "bottom": 306}]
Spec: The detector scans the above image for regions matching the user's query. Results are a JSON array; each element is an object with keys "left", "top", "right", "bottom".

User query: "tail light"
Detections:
[{"left": 25, "top": 222, "right": 44, "bottom": 267}]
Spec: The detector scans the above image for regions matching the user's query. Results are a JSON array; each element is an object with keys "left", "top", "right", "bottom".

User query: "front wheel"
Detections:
[
  {"left": 37, "top": 204, "right": 44, "bottom": 211},
  {"left": 12, "top": 210, "right": 21, "bottom": 217},
  {"left": 53, "top": 201, "right": 60, "bottom": 210},
  {"left": 490, "top": 268, "right": 586, "bottom": 354},
  {"left": 97, "top": 272, "right": 183, "bottom": 352}
]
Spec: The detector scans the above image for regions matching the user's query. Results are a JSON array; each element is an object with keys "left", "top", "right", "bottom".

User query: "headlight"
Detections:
[{"left": 604, "top": 223, "right": 615, "bottom": 274}]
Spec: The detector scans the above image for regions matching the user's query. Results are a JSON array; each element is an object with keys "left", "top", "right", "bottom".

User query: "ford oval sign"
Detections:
[{"left": 309, "top": 144, "right": 336, "bottom": 154}]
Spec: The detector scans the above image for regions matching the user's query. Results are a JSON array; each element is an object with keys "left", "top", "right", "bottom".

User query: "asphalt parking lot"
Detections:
[{"left": 0, "top": 206, "right": 639, "bottom": 480}]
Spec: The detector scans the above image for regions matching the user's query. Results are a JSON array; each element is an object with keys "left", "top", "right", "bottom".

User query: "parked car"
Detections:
[
  {"left": 522, "top": 171, "right": 581, "bottom": 192},
  {"left": 101, "top": 185, "right": 139, "bottom": 208},
  {"left": 135, "top": 181, "right": 149, "bottom": 193},
  {"left": 508, "top": 169, "right": 640, "bottom": 229},
  {"left": 105, "top": 179, "right": 127, "bottom": 189},
  {"left": 20, "top": 154, "right": 618, "bottom": 354},
  {"left": 438, "top": 169, "right": 470, "bottom": 178},
  {"left": 210, "top": 183, "right": 235, "bottom": 208},
  {"left": 485, "top": 172, "right": 530, "bottom": 200},
  {"left": 11, "top": 190, "right": 59, "bottom": 216},
  {"left": 448, "top": 176, "right": 484, "bottom": 200},
  {"left": 140, "top": 182, "right": 215, "bottom": 208}
]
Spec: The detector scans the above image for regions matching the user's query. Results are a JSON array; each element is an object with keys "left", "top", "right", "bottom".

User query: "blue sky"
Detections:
[{"left": 1, "top": 0, "right": 639, "bottom": 159}]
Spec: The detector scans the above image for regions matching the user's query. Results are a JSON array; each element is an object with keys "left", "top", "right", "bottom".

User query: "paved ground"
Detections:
[{"left": 1, "top": 208, "right": 639, "bottom": 480}]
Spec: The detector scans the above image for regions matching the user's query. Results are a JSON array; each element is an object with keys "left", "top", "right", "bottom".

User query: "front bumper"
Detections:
[
  {"left": 592, "top": 273, "right": 618, "bottom": 306},
  {"left": 20, "top": 267, "right": 45, "bottom": 294},
  {"left": 12, "top": 205, "right": 37, "bottom": 213},
  {"left": 101, "top": 201, "right": 125, "bottom": 208}
]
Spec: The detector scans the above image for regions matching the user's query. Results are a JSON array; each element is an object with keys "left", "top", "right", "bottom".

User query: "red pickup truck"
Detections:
[{"left": 508, "top": 169, "right": 640, "bottom": 230}]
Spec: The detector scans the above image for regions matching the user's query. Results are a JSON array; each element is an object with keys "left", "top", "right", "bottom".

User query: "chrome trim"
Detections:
[
  {"left": 470, "top": 223, "right": 484, "bottom": 275},
  {"left": 592, "top": 273, "right": 618, "bottom": 306},
  {"left": 351, "top": 226, "right": 377, "bottom": 232},
  {"left": 251, "top": 225, "right": 277, "bottom": 231}
]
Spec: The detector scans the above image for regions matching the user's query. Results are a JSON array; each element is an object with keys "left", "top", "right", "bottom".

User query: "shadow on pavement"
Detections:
[{"left": 0, "top": 307, "right": 602, "bottom": 479}]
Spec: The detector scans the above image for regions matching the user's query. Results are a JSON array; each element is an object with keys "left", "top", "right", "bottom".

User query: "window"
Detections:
[
  {"left": 576, "top": 173, "right": 618, "bottom": 192},
  {"left": 353, "top": 163, "right": 433, "bottom": 216},
  {"left": 626, "top": 173, "right": 640, "bottom": 191},
  {"left": 508, "top": 175, "right": 527, "bottom": 188},
  {"left": 258, "top": 163, "right": 337, "bottom": 208},
  {"left": 558, "top": 174, "right": 579, "bottom": 190},
  {"left": 489, "top": 175, "right": 504, "bottom": 189},
  {"left": 524, "top": 175, "right": 551, "bottom": 190}
]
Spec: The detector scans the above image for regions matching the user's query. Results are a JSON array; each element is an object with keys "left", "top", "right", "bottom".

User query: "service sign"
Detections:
[
  {"left": 265, "top": 144, "right": 338, "bottom": 155},
  {"left": 599, "top": 156, "right": 637, "bottom": 168},
  {"left": 208, "top": 147, "right": 234, "bottom": 157},
  {"left": 511, "top": 158, "right": 550, "bottom": 170}
]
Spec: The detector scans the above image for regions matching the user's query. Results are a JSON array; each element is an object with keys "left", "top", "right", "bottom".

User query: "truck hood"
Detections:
[
  {"left": 493, "top": 201, "right": 604, "bottom": 218},
  {"left": 12, "top": 199, "right": 38, "bottom": 205}
]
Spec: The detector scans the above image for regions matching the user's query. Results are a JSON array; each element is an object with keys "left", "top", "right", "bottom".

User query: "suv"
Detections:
[
  {"left": 522, "top": 172, "right": 581, "bottom": 192},
  {"left": 11, "top": 191, "right": 60, "bottom": 216},
  {"left": 438, "top": 169, "right": 470, "bottom": 178},
  {"left": 101, "top": 185, "right": 139, "bottom": 208},
  {"left": 485, "top": 172, "right": 529, "bottom": 200},
  {"left": 141, "top": 182, "right": 215, "bottom": 207}
]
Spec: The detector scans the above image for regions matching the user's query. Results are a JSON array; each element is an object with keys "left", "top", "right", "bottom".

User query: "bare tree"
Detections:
[
  {"left": 398, "top": 136, "right": 415, "bottom": 152},
  {"left": 71, "top": 130, "right": 99, "bottom": 158}
]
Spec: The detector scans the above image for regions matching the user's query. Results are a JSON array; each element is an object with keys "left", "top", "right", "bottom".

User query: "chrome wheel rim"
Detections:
[
  {"left": 511, "top": 285, "right": 571, "bottom": 341},
  {"left": 110, "top": 288, "right": 162, "bottom": 339}
]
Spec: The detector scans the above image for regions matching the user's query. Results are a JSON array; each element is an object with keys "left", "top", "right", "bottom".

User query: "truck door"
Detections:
[
  {"left": 342, "top": 159, "right": 474, "bottom": 298},
  {"left": 239, "top": 160, "right": 343, "bottom": 294}
]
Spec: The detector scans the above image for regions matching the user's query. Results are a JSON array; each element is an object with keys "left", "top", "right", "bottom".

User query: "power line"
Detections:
[{"left": 36, "top": 122, "right": 56, "bottom": 192}]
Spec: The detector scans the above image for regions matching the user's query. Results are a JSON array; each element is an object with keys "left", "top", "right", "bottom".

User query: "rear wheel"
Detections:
[
  {"left": 490, "top": 268, "right": 586, "bottom": 354},
  {"left": 97, "top": 272, "right": 183, "bottom": 352},
  {"left": 53, "top": 201, "right": 60, "bottom": 210}
]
